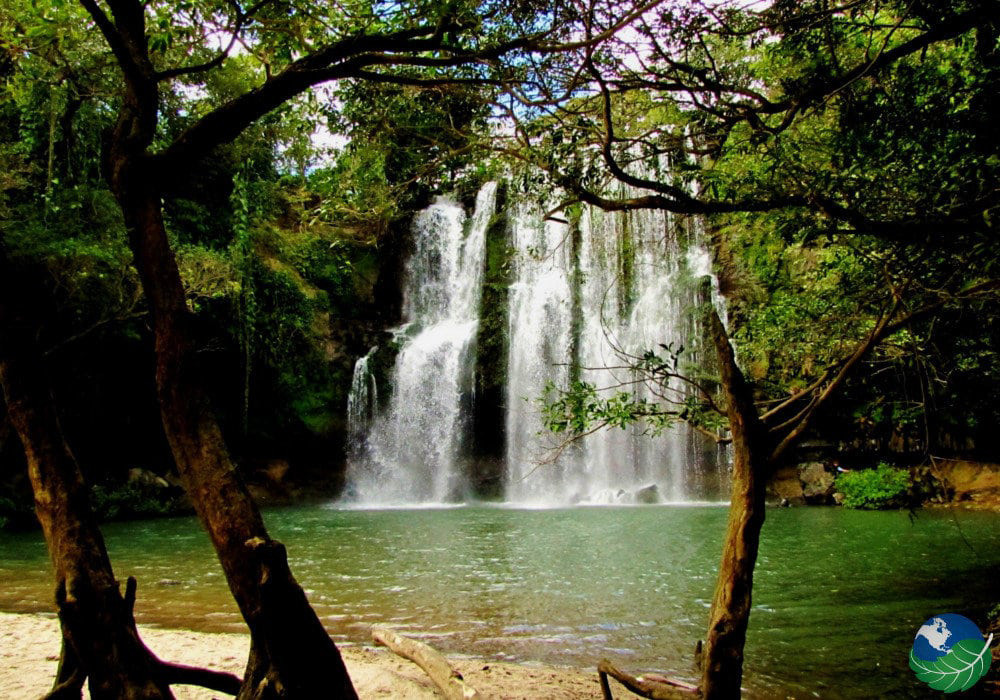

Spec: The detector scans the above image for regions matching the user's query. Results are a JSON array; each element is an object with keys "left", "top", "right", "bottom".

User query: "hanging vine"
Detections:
[{"left": 230, "top": 167, "right": 256, "bottom": 438}]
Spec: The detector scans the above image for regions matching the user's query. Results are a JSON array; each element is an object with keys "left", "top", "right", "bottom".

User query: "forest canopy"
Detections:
[{"left": 0, "top": 0, "right": 998, "bottom": 697}]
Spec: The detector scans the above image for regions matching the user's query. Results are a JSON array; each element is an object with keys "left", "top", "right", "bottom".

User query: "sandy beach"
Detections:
[{"left": 0, "top": 612, "right": 603, "bottom": 699}]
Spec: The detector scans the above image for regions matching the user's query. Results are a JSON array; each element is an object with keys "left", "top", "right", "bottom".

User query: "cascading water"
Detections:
[
  {"left": 344, "top": 178, "right": 727, "bottom": 506},
  {"left": 504, "top": 191, "right": 728, "bottom": 504},
  {"left": 345, "top": 183, "right": 498, "bottom": 504},
  {"left": 504, "top": 208, "right": 575, "bottom": 501},
  {"left": 346, "top": 346, "right": 378, "bottom": 443}
]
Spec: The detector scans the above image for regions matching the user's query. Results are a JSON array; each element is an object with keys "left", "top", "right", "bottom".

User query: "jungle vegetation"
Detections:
[{"left": 0, "top": 0, "right": 997, "bottom": 697}]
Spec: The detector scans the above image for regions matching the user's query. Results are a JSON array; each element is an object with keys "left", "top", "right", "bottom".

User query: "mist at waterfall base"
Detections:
[{"left": 345, "top": 181, "right": 729, "bottom": 506}]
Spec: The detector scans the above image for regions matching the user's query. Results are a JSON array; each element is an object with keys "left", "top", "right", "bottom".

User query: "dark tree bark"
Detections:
[
  {"left": 694, "top": 284, "right": 997, "bottom": 697},
  {"left": 86, "top": 1, "right": 359, "bottom": 694},
  {"left": 75, "top": 0, "right": 667, "bottom": 694},
  {"left": 108, "top": 129, "right": 356, "bottom": 700},
  {"left": 0, "top": 253, "right": 241, "bottom": 699},
  {"left": 0, "top": 258, "right": 171, "bottom": 699},
  {"left": 700, "top": 310, "right": 770, "bottom": 699}
]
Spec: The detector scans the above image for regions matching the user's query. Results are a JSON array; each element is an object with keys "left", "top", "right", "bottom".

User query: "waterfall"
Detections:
[
  {"left": 504, "top": 207, "right": 575, "bottom": 502},
  {"left": 345, "top": 183, "right": 498, "bottom": 504},
  {"left": 346, "top": 346, "right": 378, "bottom": 445},
  {"left": 344, "top": 178, "right": 727, "bottom": 506},
  {"left": 504, "top": 194, "right": 727, "bottom": 505}
]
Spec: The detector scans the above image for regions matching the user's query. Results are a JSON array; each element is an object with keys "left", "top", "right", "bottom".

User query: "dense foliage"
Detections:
[
  {"left": 0, "top": 0, "right": 506, "bottom": 517},
  {"left": 835, "top": 464, "right": 912, "bottom": 510},
  {"left": 509, "top": 0, "right": 1000, "bottom": 463},
  {"left": 1, "top": 0, "right": 998, "bottom": 528}
]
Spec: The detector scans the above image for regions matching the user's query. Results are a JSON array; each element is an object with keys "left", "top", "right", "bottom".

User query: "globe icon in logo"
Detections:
[{"left": 909, "top": 613, "right": 993, "bottom": 693}]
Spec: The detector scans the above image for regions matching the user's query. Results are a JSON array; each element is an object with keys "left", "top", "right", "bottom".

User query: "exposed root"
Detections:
[{"left": 54, "top": 577, "right": 242, "bottom": 697}]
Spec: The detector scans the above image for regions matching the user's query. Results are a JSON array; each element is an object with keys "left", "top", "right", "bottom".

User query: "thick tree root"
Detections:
[
  {"left": 233, "top": 539, "right": 357, "bottom": 699},
  {"left": 0, "top": 266, "right": 241, "bottom": 699},
  {"left": 45, "top": 653, "right": 85, "bottom": 700},
  {"left": 597, "top": 659, "right": 700, "bottom": 700},
  {"left": 45, "top": 634, "right": 85, "bottom": 699},
  {"left": 372, "top": 625, "right": 480, "bottom": 700},
  {"left": 124, "top": 577, "right": 242, "bottom": 694},
  {"left": 158, "top": 662, "right": 242, "bottom": 696},
  {"left": 54, "top": 576, "right": 242, "bottom": 697}
]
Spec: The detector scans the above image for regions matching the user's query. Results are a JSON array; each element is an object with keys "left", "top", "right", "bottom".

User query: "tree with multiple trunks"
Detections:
[
  {"left": 509, "top": 0, "right": 1000, "bottom": 696},
  {"left": 4, "top": 0, "right": 999, "bottom": 697}
]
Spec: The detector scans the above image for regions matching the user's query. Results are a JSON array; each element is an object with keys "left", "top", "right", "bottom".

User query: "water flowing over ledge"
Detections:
[
  {"left": 345, "top": 180, "right": 729, "bottom": 507},
  {"left": 346, "top": 183, "right": 498, "bottom": 504}
]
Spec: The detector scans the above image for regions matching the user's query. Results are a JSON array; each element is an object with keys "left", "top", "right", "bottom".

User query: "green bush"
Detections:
[
  {"left": 89, "top": 484, "right": 188, "bottom": 521},
  {"left": 835, "top": 463, "right": 911, "bottom": 509}
]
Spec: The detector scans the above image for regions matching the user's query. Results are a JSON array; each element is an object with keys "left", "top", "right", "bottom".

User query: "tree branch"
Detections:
[
  {"left": 79, "top": 0, "right": 138, "bottom": 81},
  {"left": 766, "top": 278, "right": 1000, "bottom": 462},
  {"left": 151, "top": 26, "right": 512, "bottom": 173}
]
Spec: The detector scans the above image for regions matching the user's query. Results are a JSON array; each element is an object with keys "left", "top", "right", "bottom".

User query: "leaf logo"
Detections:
[{"left": 910, "top": 613, "right": 993, "bottom": 693}]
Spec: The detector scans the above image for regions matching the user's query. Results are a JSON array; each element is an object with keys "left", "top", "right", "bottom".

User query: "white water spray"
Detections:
[
  {"left": 504, "top": 191, "right": 728, "bottom": 504},
  {"left": 345, "top": 183, "right": 498, "bottom": 503},
  {"left": 345, "top": 179, "right": 727, "bottom": 506}
]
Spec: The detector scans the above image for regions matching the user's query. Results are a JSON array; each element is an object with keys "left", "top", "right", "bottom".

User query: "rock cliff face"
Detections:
[
  {"left": 471, "top": 184, "right": 510, "bottom": 500},
  {"left": 767, "top": 462, "right": 836, "bottom": 506},
  {"left": 928, "top": 460, "right": 1000, "bottom": 508}
]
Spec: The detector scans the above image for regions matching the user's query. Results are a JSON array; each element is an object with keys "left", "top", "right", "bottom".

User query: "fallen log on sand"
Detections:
[
  {"left": 371, "top": 625, "right": 480, "bottom": 700},
  {"left": 597, "top": 659, "right": 700, "bottom": 700}
]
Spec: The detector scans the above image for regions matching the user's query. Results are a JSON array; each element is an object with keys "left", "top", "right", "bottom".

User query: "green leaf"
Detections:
[{"left": 909, "top": 634, "right": 993, "bottom": 693}]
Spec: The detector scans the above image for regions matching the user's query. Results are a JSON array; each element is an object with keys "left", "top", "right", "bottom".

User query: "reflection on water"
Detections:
[{"left": 1, "top": 505, "right": 997, "bottom": 698}]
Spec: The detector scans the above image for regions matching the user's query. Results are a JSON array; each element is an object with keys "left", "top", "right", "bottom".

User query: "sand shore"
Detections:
[{"left": 0, "top": 612, "right": 602, "bottom": 699}]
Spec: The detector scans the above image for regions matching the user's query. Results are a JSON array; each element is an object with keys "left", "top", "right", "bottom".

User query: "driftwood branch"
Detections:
[
  {"left": 372, "top": 625, "right": 480, "bottom": 700},
  {"left": 597, "top": 659, "right": 700, "bottom": 700}
]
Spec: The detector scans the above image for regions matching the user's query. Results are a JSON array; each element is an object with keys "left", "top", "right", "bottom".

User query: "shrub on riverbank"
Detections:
[
  {"left": 835, "top": 464, "right": 911, "bottom": 509},
  {"left": 89, "top": 483, "right": 192, "bottom": 521}
]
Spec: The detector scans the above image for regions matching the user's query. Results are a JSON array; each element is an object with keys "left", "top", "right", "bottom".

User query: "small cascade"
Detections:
[
  {"left": 346, "top": 346, "right": 378, "bottom": 443},
  {"left": 346, "top": 183, "right": 498, "bottom": 504}
]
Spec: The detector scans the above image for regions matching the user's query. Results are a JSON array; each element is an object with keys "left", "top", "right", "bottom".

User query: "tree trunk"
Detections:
[
  {"left": 700, "top": 309, "right": 770, "bottom": 699},
  {"left": 89, "top": 1, "right": 357, "bottom": 684},
  {"left": 0, "top": 251, "right": 243, "bottom": 698},
  {"left": 109, "top": 157, "right": 356, "bottom": 698},
  {"left": 0, "top": 254, "right": 172, "bottom": 700}
]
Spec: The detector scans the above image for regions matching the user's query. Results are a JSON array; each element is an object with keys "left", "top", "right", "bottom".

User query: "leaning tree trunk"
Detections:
[
  {"left": 700, "top": 310, "right": 770, "bottom": 699},
  {"left": 109, "top": 154, "right": 356, "bottom": 698},
  {"left": 0, "top": 255, "right": 170, "bottom": 699},
  {"left": 91, "top": 3, "right": 357, "bottom": 685}
]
